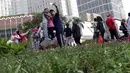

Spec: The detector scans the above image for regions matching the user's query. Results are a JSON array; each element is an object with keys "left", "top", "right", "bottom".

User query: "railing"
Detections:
[{"left": 0, "top": 15, "right": 33, "bottom": 38}]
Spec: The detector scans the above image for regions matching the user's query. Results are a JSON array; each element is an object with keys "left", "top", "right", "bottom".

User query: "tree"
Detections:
[
  {"left": 61, "top": 16, "right": 72, "bottom": 27},
  {"left": 31, "top": 13, "right": 42, "bottom": 26}
]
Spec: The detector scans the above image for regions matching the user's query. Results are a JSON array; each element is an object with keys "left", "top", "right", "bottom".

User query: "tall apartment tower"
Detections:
[
  {"left": 0, "top": 0, "right": 17, "bottom": 16},
  {"left": 77, "top": 0, "right": 125, "bottom": 19},
  {"left": 27, "top": 0, "right": 79, "bottom": 17},
  {"left": 16, "top": 0, "right": 29, "bottom": 14},
  {"left": 66, "top": 0, "right": 79, "bottom": 17},
  {"left": 0, "top": 0, "right": 79, "bottom": 17},
  {"left": 0, "top": 0, "right": 29, "bottom": 17},
  {"left": 27, "top": 0, "right": 67, "bottom": 15}
]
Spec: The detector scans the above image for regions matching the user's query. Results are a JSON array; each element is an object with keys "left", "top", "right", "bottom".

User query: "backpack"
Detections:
[{"left": 119, "top": 25, "right": 124, "bottom": 30}]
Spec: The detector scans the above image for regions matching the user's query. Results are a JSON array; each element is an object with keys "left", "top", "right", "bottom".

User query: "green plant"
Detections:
[
  {"left": 0, "top": 41, "right": 130, "bottom": 73},
  {"left": 10, "top": 41, "right": 28, "bottom": 54},
  {"left": 0, "top": 38, "right": 27, "bottom": 55}
]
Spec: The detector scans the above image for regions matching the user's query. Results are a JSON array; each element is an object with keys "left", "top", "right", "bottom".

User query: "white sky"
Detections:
[{"left": 123, "top": 0, "right": 130, "bottom": 18}]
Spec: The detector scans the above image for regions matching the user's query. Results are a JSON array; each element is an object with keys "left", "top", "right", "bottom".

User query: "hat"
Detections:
[
  {"left": 33, "top": 27, "right": 38, "bottom": 32},
  {"left": 107, "top": 14, "right": 112, "bottom": 17}
]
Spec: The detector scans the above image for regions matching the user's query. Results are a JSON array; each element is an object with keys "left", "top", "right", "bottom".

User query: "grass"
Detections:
[{"left": 0, "top": 41, "right": 130, "bottom": 73}]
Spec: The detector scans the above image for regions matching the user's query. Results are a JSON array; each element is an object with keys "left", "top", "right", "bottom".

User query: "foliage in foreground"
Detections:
[
  {"left": 0, "top": 42, "right": 130, "bottom": 73},
  {"left": 0, "top": 38, "right": 27, "bottom": 55}
]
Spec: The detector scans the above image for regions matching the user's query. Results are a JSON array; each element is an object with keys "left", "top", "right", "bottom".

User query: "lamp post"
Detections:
[
  {"left": 9, "top": 17, "right": 12, "bottom": 35},
  {"left": 15, "top": 16, "right": 18, "bottom": 30},
  {"left": 2, "top": 18, "right": 7, "bottom": 38},
  {"left": 0, "top": 19, "right": 2, "bottom": 37},
  {"left": 20, "top": 16, "right": 24, "bottom": 24}
]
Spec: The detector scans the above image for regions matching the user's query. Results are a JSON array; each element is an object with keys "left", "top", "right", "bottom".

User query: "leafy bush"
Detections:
[
  {"left": 10, "top": 40, "right": 28, "bottom": 54},
  {"left": 0, "top": 38, "right": 27, "bottom": 55},
  {"left": 0, "top": 42, "right": 130, "bottom": 73}
]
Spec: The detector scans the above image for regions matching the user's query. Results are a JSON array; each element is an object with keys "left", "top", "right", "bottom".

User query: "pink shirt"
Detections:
[{"left": 48, "top": 16, "right": 54, "bottom": 27}]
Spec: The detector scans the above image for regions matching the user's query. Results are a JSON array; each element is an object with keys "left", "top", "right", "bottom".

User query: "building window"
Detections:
[
  {"left": 100, "top": 6, "right": 103, "bottom": 12},
  {"left": 97, "top": 7, "right": 100, "bottom": 13},
  {"left": 88, "top": 3, "right": 91, "bottom": 8},
  {"left": 86, "top": 4, "right": 88, "bottom": 10},
  {"left": 104, "top": 5, "right": 109, "bottom": 11}
]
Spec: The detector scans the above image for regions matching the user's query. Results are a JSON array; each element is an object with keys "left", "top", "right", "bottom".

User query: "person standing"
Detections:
[
  {"left": 106, "top": 14, "right": 119, "bottom": 40},
  {"left": 91, "top": 18, "right": 98, "bottom": 39},
  {"left": 50, "top": 4, "right": 64, "bottom": 47},
  {"left": 37, "top": 23, "right": 45, "bottom": 43},
  {"left": 96, "top": 16, "right": 105, "bottom": 39},
  {"left": 32, "top": 28, "right": 40, "bottom": 50},
  {"left": 64, "top": 24, "right": 72, "bottom": 46},
  {"left": 41, "top": 8, "right": 50, "bottom": 40},
  {"left": 47, "top": 13, "right": 55, "bottom": 40},
  {"left": 72, "top": 20, "right": 82, "bottom": 45},
  {"left": 120, "top": 19, "right": 128, "bottom": 38},
  {"left": 127, "top": 12, "right": 130, "bottom": 35}
]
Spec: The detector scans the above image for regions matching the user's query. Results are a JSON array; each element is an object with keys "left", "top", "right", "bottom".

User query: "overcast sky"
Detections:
[{"left": 123, "top": 0, "right": 130, "bottom": 18}]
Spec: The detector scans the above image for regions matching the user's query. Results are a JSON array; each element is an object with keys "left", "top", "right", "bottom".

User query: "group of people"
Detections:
[
  {"left": 7, "top": 29, "right": 30, "bottom": 45},
  {"left": 7, "top": 3, "right": 84, "bottom": 50},
  {"left": 9, "top": 4, "right": 130, "bottom": 49},
  {"left": 32, "top": 4, "right": 84, "bottom": 49},
  {"left": 32, "top": 3, "right": 64, "bottom": 49},
  {"left": 92, "top": 12, "right": 130, "bottom": 42}
]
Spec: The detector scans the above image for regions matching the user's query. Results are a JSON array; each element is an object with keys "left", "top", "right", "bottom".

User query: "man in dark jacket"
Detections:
[
  {"left": 50, "top": 4, "right": 64, "bottom": 47},
  {"left": 72, "top": 21, "right": 82, "bottom": 45}
]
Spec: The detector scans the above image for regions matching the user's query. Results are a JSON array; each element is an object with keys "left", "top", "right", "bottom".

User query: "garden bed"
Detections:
[{"left": 0, "top": 41, "right": 130, "bottom": 73}]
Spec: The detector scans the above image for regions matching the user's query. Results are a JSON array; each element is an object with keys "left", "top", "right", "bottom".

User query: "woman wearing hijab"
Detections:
[{"left": 96, "top": 16, "right": 105, "bottom": 39}]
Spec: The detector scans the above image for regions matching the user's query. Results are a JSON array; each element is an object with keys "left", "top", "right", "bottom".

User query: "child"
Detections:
[
  {"left": 32, "top": 28, "right": 40, "bottom": 50},
  {"left": 47, "top": 13, "right": 55, "bottom": 40},
  {"left": 64, "top": 24, "right": 72, "bottom": 46},
  {"left": 37, "top": 24, "right": 45, "bottom": 43}
]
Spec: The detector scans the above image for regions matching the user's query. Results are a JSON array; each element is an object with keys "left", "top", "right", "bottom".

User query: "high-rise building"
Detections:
[
  {"left": 27, "top": 0, "right": 79, "bottom": 17},
  {"left": 77, "top": 0, "right": 125, "bottom": 20},
  {"left": 27, "top": 0, "right": 66, "bottom": 15},
  {"left": 66, "top": 0, "right": 79, "bottom": 17},
  {"left": 0, "top": 0, "right": 79, "bottom": 17},
  {"left": 16, "top": 0, "right": 28, "bottom": 14},
  {"left": 0, "top": 0, "right": 28, "bottom": 17},
  {"left": 0, "top": 0, "right": 17, "bottom": 16}
]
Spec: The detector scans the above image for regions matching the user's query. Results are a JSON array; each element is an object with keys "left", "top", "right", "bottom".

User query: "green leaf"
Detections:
[
  {"left": 19, "top": 40, "right": 28, "bottom": 49},
  {"left": 15, "top": 65, "right": 21, "bottom": 73},
  {"left": 11, "top": 42, "right": 19, "bottom": 50}
]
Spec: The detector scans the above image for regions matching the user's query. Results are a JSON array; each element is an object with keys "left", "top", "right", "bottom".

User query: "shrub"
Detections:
[{"left": 0, "top": 38, "right": 27, "bottom": 55}]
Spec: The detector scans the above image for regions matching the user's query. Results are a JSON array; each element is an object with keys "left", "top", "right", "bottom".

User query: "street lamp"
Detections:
[
  {"left": 20, "top": 16, "right": 24, "bottom": 24},
  {"left": 9, "top": 17, "right": 12, "bottom": 35},
  {"left": 15, "top": 16, "right": 18, "bottom": 30},
  {"left": 2, "top": 18, "right": 7, "bottom": 38}
]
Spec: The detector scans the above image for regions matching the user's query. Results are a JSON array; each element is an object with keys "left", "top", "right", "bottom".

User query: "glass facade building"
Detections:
[
  {"left": 27, "top": 0, "right": 79, "bottom": 17},
  {"left": 0, "top": 0, "right": 28, "bottom": 17},
  {"left": 0, "top": 0, "right": 17, "bottom": 16},
  {"left": 77, "top": 0, "right": 125, "bottom": 19}
]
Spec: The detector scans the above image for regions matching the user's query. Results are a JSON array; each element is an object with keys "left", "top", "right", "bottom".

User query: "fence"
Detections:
[{"left": 0, "top": 15, "right": 33, "bottom": 38}]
